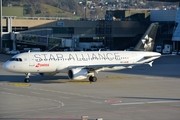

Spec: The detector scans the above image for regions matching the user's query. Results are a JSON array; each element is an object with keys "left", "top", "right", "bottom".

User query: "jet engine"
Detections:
[
  {"left": 68, "top": 68, "right": 88, "bottom": 80},
  {"left": 39, "top": 72, "right": 57, "bottom": 76}
]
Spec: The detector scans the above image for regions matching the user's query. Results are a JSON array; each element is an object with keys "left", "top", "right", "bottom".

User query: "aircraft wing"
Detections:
[
  {"left": 67, "top": 63, "right": 140, "bottom": 72},
  {"left": 67, "top": 54, "right": 160, "bottom": 72},
  {"left": 68, "top": 53, "right": 161, "bottom": 72},
  {"left": 144, "top": 55, "right": 161, "bottom": 59}
]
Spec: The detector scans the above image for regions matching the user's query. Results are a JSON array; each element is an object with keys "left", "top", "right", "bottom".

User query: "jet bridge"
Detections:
[
  {"left": 172, "top": 8, "right": 180, "bottom": 51},
  {"left": 13, "top": 28, "right": 78, "bottom": 51}
]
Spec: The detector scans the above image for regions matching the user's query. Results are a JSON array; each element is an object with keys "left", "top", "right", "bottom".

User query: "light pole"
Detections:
[
  {"left": 79, "top": 1, "right": 87, "bottom": 19},
  {"left": 84, "top": 7, "right": 86, "bottom": 19},
  {"left": 79, "top": 2, "right": 83, "bottom": 18},
  {"left": 84, "top": 0, "right": 87, "bottom": 19}
]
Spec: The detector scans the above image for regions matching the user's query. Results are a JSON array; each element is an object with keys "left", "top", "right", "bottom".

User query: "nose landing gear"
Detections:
[{"left": 24, "top": 73, "right": 30, "bottom": 83}]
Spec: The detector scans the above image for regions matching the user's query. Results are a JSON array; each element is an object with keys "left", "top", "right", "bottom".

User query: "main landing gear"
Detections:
[
  {"left": 23, "top": 73, "right": 97, "bottom": 83},
  {"left": 24, "top": 73, "right": 30, "bottom": 83},
  {"left": 88, "top": 72, "right": 97, "bottom": 82},
  {"left": 89, "top": 76, "right": 97, "bottom": 82}
]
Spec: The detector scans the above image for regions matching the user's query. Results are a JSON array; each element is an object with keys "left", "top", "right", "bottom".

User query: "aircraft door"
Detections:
[
  {"left": 132, "top": 53, "right": 137, "bottom": 63},
  {"left": 29, "top": 53, "right": 35, "bottom": 66}
]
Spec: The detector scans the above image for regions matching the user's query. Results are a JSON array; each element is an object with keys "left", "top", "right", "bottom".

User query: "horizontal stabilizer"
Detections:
[
  {"left": 148, "top": 61, "right": 153, "bottom": 67},
  {"left": 144, "top": 55, "right": 161, "bottom": 59}
]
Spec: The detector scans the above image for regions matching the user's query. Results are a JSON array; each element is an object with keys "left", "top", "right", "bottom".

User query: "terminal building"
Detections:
[{"left": 0, "top": 0, "right": 180, "bottom": 53}]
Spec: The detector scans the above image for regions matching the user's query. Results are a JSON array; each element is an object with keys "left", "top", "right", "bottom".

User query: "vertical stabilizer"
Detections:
[{"left": 133, "top": 22, "right": 159, "bottom": 51}]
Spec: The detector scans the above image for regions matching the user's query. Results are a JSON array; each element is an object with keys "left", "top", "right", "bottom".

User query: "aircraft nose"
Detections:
[
  {"left": 2, "top": 62, "right": 9, "bottom": 71},
  {"left": 2, "top": 62, "right": 13, "bottom": 72}
]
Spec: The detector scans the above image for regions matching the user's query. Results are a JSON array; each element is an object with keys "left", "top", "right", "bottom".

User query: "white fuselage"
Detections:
[{"left": 2, "top": 51, "right": 161, "bottom": 74}]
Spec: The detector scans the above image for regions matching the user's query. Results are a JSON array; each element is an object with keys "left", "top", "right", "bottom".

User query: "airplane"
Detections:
[{"left": 2, "top": 22, "right": 161, "bottom": 83}]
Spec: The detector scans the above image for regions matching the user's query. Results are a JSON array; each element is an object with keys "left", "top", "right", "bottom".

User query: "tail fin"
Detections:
[{"left": 133, "top": 22, "right": 159, "bottom": 51}]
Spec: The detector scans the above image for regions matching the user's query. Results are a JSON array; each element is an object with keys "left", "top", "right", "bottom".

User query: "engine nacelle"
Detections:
[
  {"left": 39, "top": 72, "right": 57, "bottom": 76},
  {"left": 68, "top": 68, "right": 88, "bottom": 80}
]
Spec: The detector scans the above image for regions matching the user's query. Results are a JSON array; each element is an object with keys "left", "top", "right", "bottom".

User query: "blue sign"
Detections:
[{"left": 57, "top": 22, "right": 64, "bottom": 26}]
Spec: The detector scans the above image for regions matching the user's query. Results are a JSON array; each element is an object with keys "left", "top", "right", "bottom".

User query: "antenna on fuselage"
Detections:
[{"left": 28, "top": 50, "right": 31, "bottom": 53}]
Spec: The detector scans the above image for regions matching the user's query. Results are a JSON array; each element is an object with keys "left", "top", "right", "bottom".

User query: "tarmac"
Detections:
[{"left": 0, "top": 54, "right": 180, "bottom": 120}]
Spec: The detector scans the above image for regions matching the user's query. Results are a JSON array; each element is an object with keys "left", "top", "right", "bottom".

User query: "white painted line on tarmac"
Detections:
[
  {"left": 112, "top": 102, "right": 145, "bottom": 106},
  {"left": 112, "top": 101, "right": 180, "bottom": 106},
  {"left": 0, "top": 91, "right": 64, "bottom": 113},
  {"left": 147, "top": 101, "right": 180, "bottom": 104},
  {"left": 2, "top": 114, "right": 25, "bottom": 118}
]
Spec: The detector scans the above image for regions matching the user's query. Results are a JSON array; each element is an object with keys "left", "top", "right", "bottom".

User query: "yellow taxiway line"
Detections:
[
  {"left": 43, "top": 80, "right": 91, "bottom": 84},
  {"left": 68, "top": 80, "right": 91, "bottom": 84},
  {"left": 107, "top": 76, "right": 127, "bottom": 79},
  {"left": 7, "top": 83, "right": 31, "bottom": 87}
]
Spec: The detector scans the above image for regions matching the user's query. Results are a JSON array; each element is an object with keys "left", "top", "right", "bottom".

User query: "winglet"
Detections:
[{"left": 148, "top": 61, "right": 153, "bottom": 67}]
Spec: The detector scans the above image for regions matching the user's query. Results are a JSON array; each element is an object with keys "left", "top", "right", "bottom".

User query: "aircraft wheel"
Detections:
[
  {"left": 24, "top": 78, "right": 30, "bottom": 83},
  {"left": 89, "top": 76, "right": 97, "bottom": 82}
]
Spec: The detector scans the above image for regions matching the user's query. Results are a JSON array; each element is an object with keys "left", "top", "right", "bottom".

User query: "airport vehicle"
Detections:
[
  {"left": 162, "top": 44, "right": 172, "bottom": 54},
  {"left": 6, "top": 50, "right": 20, "bottom": 55},
  {"left": 156, "top": 46, "right": 162, "bottom": 53},
  {"left": 2, "top": 23, "right": 161, "bottom": 83}
]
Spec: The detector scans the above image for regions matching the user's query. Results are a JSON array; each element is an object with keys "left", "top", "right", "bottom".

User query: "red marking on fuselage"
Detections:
[{"left": 35, "top": 63, "right": 49, "bottom": 68}]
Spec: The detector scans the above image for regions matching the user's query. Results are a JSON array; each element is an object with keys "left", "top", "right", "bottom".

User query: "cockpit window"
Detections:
[
  {"left": 19, "top": 58, "right": 22, "bottom": 61},
  {"left": 9, "top": 58, "right": 23, "bottom": 62}
]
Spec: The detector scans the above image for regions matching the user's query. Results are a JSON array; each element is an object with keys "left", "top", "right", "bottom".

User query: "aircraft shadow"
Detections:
[
  {"left": 109, "top": 56, "right": 180, "bottom": 79},
  {"left": 0, "top": 75, "right": 70, "bottom": 84}
]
